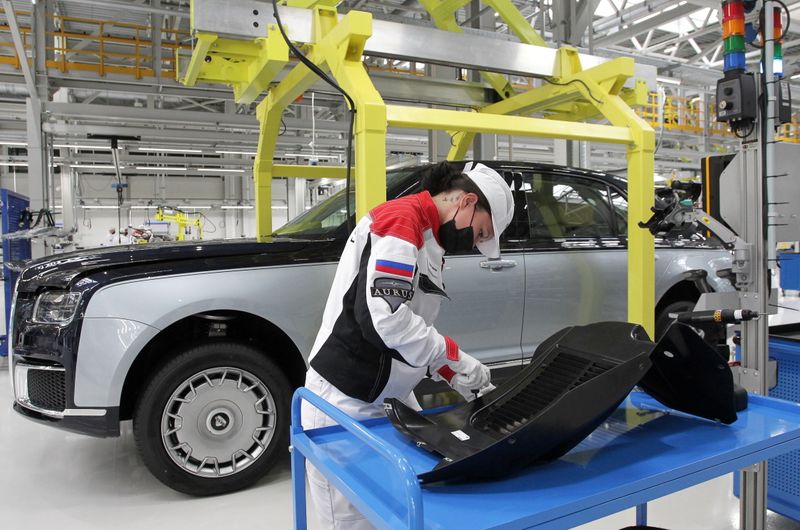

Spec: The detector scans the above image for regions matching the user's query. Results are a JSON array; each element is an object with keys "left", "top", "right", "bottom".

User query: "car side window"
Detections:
[
  {"left": 609, "top": 188, "right": 628, "bottom": 235},
  {"left": 500, "top": 170, "right": 529, "bottom": 246},
  {"left": 522, "top": 173, "right": 616, "bottom": 239}
]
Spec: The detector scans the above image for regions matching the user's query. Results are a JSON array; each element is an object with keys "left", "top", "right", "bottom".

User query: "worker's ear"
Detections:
[{"left": 462, "top": 193, "right": 478, "bottom": 208}]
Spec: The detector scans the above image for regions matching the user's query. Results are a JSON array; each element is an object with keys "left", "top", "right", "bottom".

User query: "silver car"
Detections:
[{"left": 9, "top": 161, "right": 734, "bottom": 496}]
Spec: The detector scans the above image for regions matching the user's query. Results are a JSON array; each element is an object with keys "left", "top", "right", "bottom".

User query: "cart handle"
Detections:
[{"left": 291, "top": 387, "right": 424, "bottom": 530}]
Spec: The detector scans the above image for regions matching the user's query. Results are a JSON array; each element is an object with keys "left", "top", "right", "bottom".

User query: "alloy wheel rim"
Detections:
[{"left": 161, "top": 367, "right": 276, "bottom": 477}]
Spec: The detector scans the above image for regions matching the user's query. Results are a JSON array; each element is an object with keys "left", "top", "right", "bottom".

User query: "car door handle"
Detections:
[{"left": 479, "top": 259, "right": 517, "bottom": 270}]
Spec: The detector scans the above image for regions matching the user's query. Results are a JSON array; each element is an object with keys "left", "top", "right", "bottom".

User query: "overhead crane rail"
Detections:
[{"left": 0, "top": 7, "right": 797, "bottom": 142}]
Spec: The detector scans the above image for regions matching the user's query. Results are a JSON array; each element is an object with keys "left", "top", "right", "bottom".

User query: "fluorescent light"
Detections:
[
  {"left": 221, "top": 205, "right": 254, "bottom": 209},
  {"left": 283, "top": 153, "right": 340, "bottom": 160},
  {"left": 0, "top": 162, "right": 28, "bottom": 166},
  {"left": 131, "top": 205, "right": 214, "bottom": 210},
  {"left": 135, "top": 166, "right": 187, "bottom": 171},
  {"left": 215, "top": 150, "right": 257, "bottom": 155},
  {"left": 138, "top": 147, "right": 203, "bottom": 153},
  {"left": 656, "top": 76, "right": 682, "bottom": 86},
  {"left": 197, "top": 168, "right": 246, "bottom": 173},
  {"left": 792, "top": 73, "right": 800, "bottom": 80},
  {"left": 272, "top": 205, "right": 288, "bottom": 210},
  {"left": 1, "top": 141, "right": 27, "bottom": 147},
  {"left": 69, "top": 164, "right": 121, "bottom": 169},
  {"left": 54, "top": 144, "right": 113, "bottom": 150},
  {"left": 80, "top": 205, "right": 120, "bottom": 209}
]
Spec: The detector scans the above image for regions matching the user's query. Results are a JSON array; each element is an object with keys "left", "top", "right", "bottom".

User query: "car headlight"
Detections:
[{"left": 33, "top": 291, "right": 82, "bottom": 325}]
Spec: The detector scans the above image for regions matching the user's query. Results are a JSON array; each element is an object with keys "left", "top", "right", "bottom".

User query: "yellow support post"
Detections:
[
  {"left": 312, "top": 7, "right": 387, "bottom": 220},
  {"left": 547, "top": 48, "right": 656, "bottom": 336}
]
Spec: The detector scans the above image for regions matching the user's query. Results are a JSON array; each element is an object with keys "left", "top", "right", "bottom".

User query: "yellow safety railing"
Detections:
[{"left": 0, "top": 8, "right": 191, "bottom": 79}]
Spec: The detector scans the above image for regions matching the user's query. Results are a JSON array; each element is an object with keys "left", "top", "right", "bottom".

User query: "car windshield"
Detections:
[{"left": 273, "top": 167, "right": 418, "bottom": 239}]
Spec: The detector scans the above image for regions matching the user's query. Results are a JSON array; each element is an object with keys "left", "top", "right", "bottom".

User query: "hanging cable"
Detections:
[{"left": 271, "top": 0, "right": 356, "bottom": 233}]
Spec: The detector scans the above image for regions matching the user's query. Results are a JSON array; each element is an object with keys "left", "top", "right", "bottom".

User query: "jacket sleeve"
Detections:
[{"left": 354, "top": 232, "right": 459, "bottom": 369}]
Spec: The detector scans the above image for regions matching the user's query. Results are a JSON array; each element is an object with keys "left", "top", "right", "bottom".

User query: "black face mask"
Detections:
[{"left": 439, "top": 204, "right": 475, "bottom": 253}]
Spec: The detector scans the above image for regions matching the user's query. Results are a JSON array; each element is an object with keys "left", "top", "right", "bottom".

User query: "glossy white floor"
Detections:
[{"left": 1, "top": 294, "right": 799, "bottom": 530}]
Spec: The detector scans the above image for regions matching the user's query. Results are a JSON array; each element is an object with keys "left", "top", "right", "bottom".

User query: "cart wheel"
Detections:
[{"left": 133, "top": 341, "right": 290, "bottom": 496}]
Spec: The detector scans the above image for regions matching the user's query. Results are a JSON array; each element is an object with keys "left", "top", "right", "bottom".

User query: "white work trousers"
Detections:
[{"left": 301, "top": 369, "right": 420, "bottom": 530}]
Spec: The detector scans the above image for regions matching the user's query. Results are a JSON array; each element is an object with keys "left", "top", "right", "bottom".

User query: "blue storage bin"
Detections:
[{"left": 780, "top": 253, "right": 800, "bottom": 291}]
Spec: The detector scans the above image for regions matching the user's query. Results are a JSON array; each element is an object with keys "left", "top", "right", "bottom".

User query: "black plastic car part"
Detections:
[{"left": 385, "top": 321, "right": 740, "bottom": 484}]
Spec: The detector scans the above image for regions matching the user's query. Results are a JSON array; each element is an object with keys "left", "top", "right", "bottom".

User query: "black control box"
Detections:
[
  {"left": 778, "top": 79, "right": 792, "bottom": 124},
  {"left": 716, "top": 73, "right": 757, "bottom": 123}
]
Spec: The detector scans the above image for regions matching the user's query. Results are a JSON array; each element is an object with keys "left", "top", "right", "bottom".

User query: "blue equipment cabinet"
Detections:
[
  {"left": 780, "top": 253, "right": 800, "bottom": 291},
  {"left": 734, "top": 324, "right": 800, "bottom": 521},
  {"left": 0, "top": 189, "right": 31, "bottom": 357}
]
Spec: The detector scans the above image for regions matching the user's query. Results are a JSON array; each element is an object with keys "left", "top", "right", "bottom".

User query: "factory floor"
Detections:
[{"left": 1, "top": 293, "right": 799, "bottom": 530}]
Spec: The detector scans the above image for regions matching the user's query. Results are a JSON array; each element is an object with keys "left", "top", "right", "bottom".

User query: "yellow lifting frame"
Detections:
[
  {"left": 182, "top": 2, "right": 656, "bottom": 336},
  {"left": 446, "top": 47, "right": 655, "bottom": 334},
  {"left": 418, "top": 0, "right": 547, "bottom": 100}
]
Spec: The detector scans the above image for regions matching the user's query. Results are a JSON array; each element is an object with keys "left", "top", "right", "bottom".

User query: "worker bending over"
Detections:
[{"left": 302, "top": 161, "right": 515, "bottom": 529}]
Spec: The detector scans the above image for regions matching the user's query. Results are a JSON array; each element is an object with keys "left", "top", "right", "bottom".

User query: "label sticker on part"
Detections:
[{"left": 451, "top": 430, "right": 470, "bottom": 441}]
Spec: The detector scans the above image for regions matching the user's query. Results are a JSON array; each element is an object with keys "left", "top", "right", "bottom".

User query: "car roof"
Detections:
[{"left": 389, "top": 160, "right": 628, "bottom": 192}]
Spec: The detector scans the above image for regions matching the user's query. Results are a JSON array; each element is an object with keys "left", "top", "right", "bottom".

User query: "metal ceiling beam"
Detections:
[
  {"left": 594, "top": 3, "right": 704, "bottom": 47},
  {"left": 57, "top": 0, "right": 188, "bottom": 18}
]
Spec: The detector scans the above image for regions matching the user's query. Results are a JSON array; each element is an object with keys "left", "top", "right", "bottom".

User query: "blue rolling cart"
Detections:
[
  {"left": 0, "top": 189, "right": 31, "bottom": 357},
  {"left": 292, "top": 388, "right": 800, "bottom": 529}
]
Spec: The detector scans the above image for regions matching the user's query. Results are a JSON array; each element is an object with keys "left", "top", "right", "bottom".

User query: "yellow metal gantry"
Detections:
[
  {"left": 154, "top": 207, "right": 204, "bottom": 241},
  {"left": 180, "top": 0, "right": 656, "bottom": 335}
]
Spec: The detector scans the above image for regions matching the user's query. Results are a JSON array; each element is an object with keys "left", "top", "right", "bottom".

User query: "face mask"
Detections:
[{"left": 439, "top": 203, "right": 475, "bottom": 253}]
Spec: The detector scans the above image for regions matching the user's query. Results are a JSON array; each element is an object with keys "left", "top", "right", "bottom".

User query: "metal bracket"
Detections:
[{"left": 733, "top": 361, "right": 778, "bottom": 394}]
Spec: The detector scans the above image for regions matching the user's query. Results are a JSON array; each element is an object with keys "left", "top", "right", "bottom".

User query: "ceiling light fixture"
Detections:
[
  {"left": 138, "top": 147, "right": 203, "bottom": 153},
  {"left": 220, "top": 205, "right": 254, "bottom": 209},
  {"left": 69, "top": 164, "right": 121, "bottom": 169},
  {"left": 54, "top": 144, "right": 113, "bottom": 150},
  {"left": 1, "top": 141, "right": 28, "bottom": 147},
  {"left": 197, "top": 168, "right": 246, "bottom": 173},
  {"left": 656, "top": 76, "right": 682, "bottom": 86},
  {"left": 135, "top": 166, "right": 187, "bottom": 171},
  {"left": 215, "top": 150, "right": 257, "bottom": 155}
]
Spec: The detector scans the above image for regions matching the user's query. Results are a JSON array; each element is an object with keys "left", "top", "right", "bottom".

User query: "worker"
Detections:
[
  {"left": 102, "top": 227, "right": 117, "bottom": 246},
  {"left": 301, "top": 161, "right": 515, "bottom": 529}
]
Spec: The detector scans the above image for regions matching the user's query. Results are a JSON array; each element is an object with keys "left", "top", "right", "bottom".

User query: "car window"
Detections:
[
  {"left": 610, "top": 188, "right": 628, "bottom": 234},
  {"left": 518, "top": 173, "right": 616, "bottom": 240},
  {"left": 274, "top": 168, "right": 418, "bottom": 239}
]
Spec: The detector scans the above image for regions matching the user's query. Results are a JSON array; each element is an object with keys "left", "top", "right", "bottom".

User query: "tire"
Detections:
[
  {"left": 655, "top": 298, "right": 727, "bottom": 353},
  {"left": 654, "top": 299, "right": 696, "bottom": 341},
  {"left": 133, "top": 341, "right": 291, "bottom": 496}
]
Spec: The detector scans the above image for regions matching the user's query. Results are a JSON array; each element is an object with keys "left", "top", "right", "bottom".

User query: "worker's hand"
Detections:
[{"left": 432, "top": 349, "right": 491, "bottom": 401}]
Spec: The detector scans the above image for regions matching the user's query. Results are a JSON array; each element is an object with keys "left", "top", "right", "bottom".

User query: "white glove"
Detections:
[{"left": 432, "top": 347, "right": 492, "bottom": 401}]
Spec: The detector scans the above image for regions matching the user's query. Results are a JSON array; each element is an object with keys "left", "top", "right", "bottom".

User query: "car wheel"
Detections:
[
  {"left": 654, "top": 299, "right": 696, "bottom": 341},
  {"left": 133, "top": 341, "right": 290, "bottom": 496}
]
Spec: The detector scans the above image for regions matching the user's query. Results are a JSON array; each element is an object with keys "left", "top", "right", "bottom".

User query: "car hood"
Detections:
[{"left": 18, "top": 237, "right": 342, "bottom": 291}]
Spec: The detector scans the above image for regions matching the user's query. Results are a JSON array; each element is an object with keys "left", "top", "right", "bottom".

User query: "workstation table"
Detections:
[{"left": 291, "top": 388, "right": 800, "bottom": 529}]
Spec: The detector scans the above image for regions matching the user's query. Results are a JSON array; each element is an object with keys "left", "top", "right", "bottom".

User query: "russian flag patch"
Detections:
[{"left": 375, "top": 259, "right": 415, "bottom": 278}]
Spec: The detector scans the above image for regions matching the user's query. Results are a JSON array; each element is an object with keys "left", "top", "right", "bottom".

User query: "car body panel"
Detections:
[{"left": 9, "top": 160, "right": 736, "bottom": 438}]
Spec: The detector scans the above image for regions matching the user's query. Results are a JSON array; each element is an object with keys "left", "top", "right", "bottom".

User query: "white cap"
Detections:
[{"left": 463, "top": 162, "right": 514, "bottom": 259}]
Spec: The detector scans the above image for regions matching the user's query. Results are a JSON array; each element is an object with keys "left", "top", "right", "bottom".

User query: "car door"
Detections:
[
  {"left": 520, "top": 171, "right": 627, "bottom": 360},
  {"left": 433, "top": 172, "right": 525, "bottom": 365}
]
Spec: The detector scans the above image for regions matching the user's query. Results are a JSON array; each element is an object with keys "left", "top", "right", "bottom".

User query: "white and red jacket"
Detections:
[{"left": 307, "top": 191, "right": 460, "bottom": 410}]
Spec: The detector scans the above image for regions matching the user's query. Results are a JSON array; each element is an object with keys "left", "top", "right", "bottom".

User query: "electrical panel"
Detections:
[
  {"left": 716, "top": 73, "right": 757, "bottom": 124},
  {"left": 778, "top": 79, "right": 792, "bottom": 125}
]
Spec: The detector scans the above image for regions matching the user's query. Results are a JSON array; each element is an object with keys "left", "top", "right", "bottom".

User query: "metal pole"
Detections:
[{"left": 739, "top": 5, "right": 774, "bottom": 525}]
